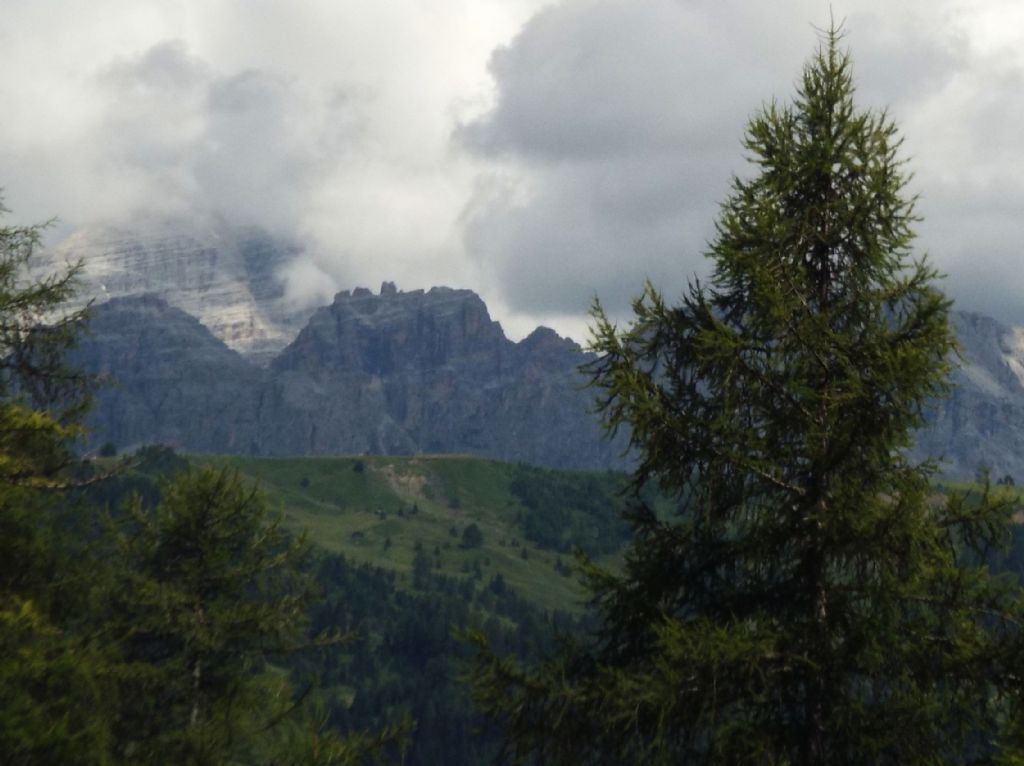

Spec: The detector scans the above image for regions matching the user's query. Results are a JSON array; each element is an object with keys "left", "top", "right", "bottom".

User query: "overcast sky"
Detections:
[{"left": 1, "top": 0, "right": 1022, "bottom": 341}]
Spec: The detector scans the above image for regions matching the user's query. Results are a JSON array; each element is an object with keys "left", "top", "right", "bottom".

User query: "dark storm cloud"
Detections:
[
  {"left": 917, "top": 176, "right": 1024, "bottom": 323},
  {"left": 463, "top": 154, "right": 727, "bottom": 315},
  {"left": 844, "top": 10, "right": 966, "bottom": 106},
  {"left": 460, "top": 1, "right": 772, "bottom": 161},
  {"left": 99, "top": 40, "right": 209, "bottom": 92}
]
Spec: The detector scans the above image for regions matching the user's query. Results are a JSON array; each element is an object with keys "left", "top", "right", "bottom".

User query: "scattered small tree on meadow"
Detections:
[
  {"left": 470, "top": 27, "right": 1024, "bottom": 764},
  {"left": 461, "top": 522, "right": 484, "bottom": 549},
  {"left": 413, "top": 540, "right": 432, "bottom": 589}
]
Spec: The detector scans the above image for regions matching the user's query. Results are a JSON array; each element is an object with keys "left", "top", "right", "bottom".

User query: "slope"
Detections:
[{"left": 199, "top": 454, "right": 636, "bottom": 614}]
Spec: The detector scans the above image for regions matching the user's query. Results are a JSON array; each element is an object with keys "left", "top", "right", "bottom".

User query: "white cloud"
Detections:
[
  {"left": 0, "top": 0, "right": 547, "bottom": 307},
  {"left": 3, "top": 0, "right": 1024, "bottom": 337},
  {"left": 459, "top": 0, "right": 1024, "bottom": 327}
]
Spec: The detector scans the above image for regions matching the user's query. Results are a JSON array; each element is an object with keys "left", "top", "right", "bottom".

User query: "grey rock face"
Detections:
[
  {"left": 260, "top": 285, "right": 627, "bottom": 468},
  {"left": 37, "top": 221, "right": 316, "bottom": 364},
  {"left": 274, "top": 286, "right": 510, "bottom": 379},
  {"left": 73, "top": 276, "right": 1024, "bottom": 479},
  {"left": 75, "top": 287, "right": 630, "bottom": 471},
  {"left": 910, "top": 311, "right": 1024, "bottom": 482},
  {"left": 74, "top": 295, "right": 265, "bottom": 454}
]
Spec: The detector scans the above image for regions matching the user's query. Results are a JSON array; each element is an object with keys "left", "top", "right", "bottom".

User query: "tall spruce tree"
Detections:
[
  {"left": 0, "top": 196, "right": 112, "bottom": 765},
  {"left": 108, "top": 467, "right": 317, "bottom": 764},
  {"left": 470, "top": 28, "right": 1024, "bottom": 764},
  {"left": 107, "top": 466, "right": 406, "bottom": 765}
]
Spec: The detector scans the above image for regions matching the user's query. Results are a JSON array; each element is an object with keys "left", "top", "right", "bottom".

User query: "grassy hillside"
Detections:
[
  {"left": 197, "top": 454, "right": 636, "bottom": 614},
  {"left": 93, "top": 451, "right": 1023, "bottom": 619},
  {"left": 78, "top": 450, "right": 1024, "bottom": 765}
]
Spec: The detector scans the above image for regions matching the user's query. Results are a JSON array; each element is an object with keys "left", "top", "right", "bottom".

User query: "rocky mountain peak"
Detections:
[
  {"left": 519, "top": 326, "right": 582, "bottom": 355},
  {"left": 75, "top": 285, "right": 628, "bottom": 470},
  {"left": 274, "top": 283, "right": 512, "bottom": 377},
  {"left": 75, "top": 277, "right": 1024, "bottom": 480}
]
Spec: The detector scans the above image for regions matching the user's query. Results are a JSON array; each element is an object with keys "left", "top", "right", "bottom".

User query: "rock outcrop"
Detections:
[
  {"left": 261, "top": 285, "right": 625, "bottom": 468},
  {"left": 69, "top": 274, "right": 1024, "bottom": 479},
  {"left": 910, "top": 311, "right": 1024, "bottom": 482},
  {"left": 74, "top": 286, "right": 630, "bottom": 471}
]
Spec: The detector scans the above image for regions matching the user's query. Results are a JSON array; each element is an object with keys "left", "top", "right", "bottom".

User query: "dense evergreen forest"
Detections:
[
  {"left": 9, "top": 429, "right": 1024, "bottom": 764},
  {"left": 65, "top": 449, "right": 609, "bottom": 764}
]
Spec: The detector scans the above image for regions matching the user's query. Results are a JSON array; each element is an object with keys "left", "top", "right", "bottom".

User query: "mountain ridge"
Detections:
[
  {"left": 47, "top": 223, "right": 1024, "bottom": 479},
  {"left": 74, "top": 284, "right": 630, "bottom": 471}
]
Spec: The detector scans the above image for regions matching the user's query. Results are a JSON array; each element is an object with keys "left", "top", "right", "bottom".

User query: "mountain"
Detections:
[
  {"left": 74, "top": 287, "right": 1024, "bottom": 479},
  {"left": 48, "top": 221, "right": 1024, "bottom": 478},
  {"left": 265, "top": 283, "right": 618, "bottom": 467},
  {"left": 74, "top": 285, "right": 630, "bottom": 471},
  {"left": 910, "top": 311, "right": 1024, "bottom": 482},
  {"left": 76, "top": 294, "right": 265, "bottom": 453},
  {"left": 37, "top": 220, "right": 316, "bottom": 364}
]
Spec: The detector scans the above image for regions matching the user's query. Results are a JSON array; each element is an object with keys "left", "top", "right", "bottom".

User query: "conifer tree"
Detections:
[
  {"left": 108, "top": 467, "right": 317, "bottom": 764},
  {"left": 108, "top": 466, "right": 405, "bottom": 765},
  {"left": 0, "top": 196, "right": 400, "bottom": 764},
  {"left": 0, "top": 196, "right": 110, "bottom": 765},
  {"left": 470, "top": 28, "right": 1024, "bottom": 764}
]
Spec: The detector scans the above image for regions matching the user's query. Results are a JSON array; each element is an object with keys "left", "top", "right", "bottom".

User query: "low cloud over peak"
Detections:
[{"left": 5, "top": 0, "right": 1024, "bottom": 338}]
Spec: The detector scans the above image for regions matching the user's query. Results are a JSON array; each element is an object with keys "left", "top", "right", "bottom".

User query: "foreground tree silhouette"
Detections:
[
  {"left": 109, "top": 467, "right": 407, "bottom": 765},
  {"left": 470, "top": 28, "right": 1024, "bottom": 764},
  {"left": 0, "top": 197, "right": 111, "bottom": 764},
  {"left": 0, "top": 196, "right": 402, "bottom": 764}
]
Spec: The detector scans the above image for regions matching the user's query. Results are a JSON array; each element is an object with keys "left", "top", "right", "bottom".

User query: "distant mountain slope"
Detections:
[
  {"left": 911, "top": 311, "right": 1024, "bottom": 481},
  {"left": 195, "top": 454, "right": 636, "bottom": 614},
  {"left": 38, "top": 220, "right": 316, "bottom": 363},
  {"left": 67, "top": 250, "right": 1024, "bottom": 479},
  {"left": 74, "top": 286, "right": 630, "bottom": 471},
  {"left": 76, "top": 294, "right": 265, "bottom": 453}
]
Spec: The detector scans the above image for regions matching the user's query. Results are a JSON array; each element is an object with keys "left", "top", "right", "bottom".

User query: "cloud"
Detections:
[
  {"left": 460, "top": 1, "right": 788, "bottom": 162},
  {"left": 0, "top": 1, "right": 550, "bottom": 313},
  {"left": 456, "top": 0, "right": 813, "bottom": 317},
  {"left": 463, "top": 155, "right": 724, "bottom": 316},
  {"left": 196, "top": 70, "right": 326, "bottom": 230},
  {"left": 458, "top": 0, "right": 1024, "bottom": 328},
  {"left": 842, "top": 9, "right": 966, "bottom": 106},
  {"left": 87, "top": 41, "right": 363, "bottom": 238},
  {"left": 5, "top": 0, "right": 1024, "bottom": 336}
]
